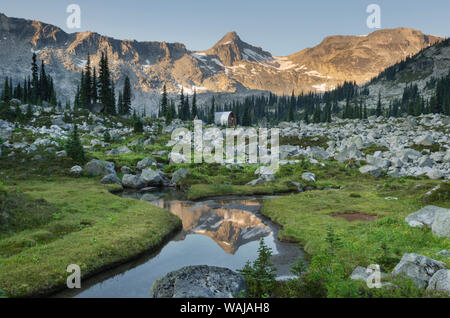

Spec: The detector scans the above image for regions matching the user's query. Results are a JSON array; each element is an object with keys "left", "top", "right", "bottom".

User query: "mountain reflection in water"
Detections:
[
  {"left": 56, "top": 191, "right": 302, "bottom": 298},
  {"left": 150, "top": 198, "right": 272, "bottom": 254}
]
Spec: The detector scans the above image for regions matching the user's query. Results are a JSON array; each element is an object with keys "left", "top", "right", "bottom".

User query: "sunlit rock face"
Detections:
[
  {"left": 151, "top": 198, "right": 271, "bottom": 254},
  {"left": 0, "top": 13, "right": 441, "bottom": 113}
]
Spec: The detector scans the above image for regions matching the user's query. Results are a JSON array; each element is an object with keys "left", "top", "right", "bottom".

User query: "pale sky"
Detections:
[{"left": 2, "top": 0, "right": 449, "bottom": 56}]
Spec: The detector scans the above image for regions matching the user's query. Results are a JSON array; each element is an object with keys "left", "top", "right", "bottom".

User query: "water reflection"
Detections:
[
  {"left": 55, "top": 190, "right": 301, "bottom": 298},
  {"left": 150, "top": 198, "right": 271, "bottom": 254}
]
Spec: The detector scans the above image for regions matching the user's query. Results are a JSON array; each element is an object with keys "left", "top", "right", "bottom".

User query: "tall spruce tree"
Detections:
[
  {"left": 288, "top": 90, "right": 295, "bottom": 121},
  {"left": 121, "top": 76, "right": 132, "bottom": 115},
  {"left": 160, "top": 84, "right": 168, "bottom": 118},
  {"left": 191, "top": 89, "right": 197, "bottom": 119},
  {"left": 209, "top": 96, "right": 215, "bottom": 124},
  {"left": 31, "top": 53, "right": 39, "bottom": 104},
  {"left": 66, "top": 124, "right": 85, "bottom": 163},
  {"left": 376, "top": 92, "right": 383, "bottom": 117}
]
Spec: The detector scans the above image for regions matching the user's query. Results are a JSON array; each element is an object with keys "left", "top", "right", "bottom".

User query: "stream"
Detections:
[{"left": 56, "top": 189, "right": 303, "bottom": 298}]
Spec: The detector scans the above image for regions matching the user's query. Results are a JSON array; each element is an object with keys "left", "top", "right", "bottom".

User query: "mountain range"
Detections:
[{"left": 0, "top": 12, "right": 443, "bottom": 113}]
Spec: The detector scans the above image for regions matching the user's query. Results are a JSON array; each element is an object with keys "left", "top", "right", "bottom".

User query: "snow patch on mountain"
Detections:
[
  {"left": 242, "top": 48, "right": 271, "bottom": 62},
  {"left": 312, "top": 83, "right": 327, "bottom": 92}
]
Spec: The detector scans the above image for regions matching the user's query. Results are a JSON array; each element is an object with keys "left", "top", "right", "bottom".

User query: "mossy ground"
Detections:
[
  {"left": 0, "top": 177, "right": 181, "bottom": 297},
  {"left": 1, "top": 115, "right": 449, "bottom": 298},
  {"left": 261, "top": 169, "right": 449, "bottom": 297}
]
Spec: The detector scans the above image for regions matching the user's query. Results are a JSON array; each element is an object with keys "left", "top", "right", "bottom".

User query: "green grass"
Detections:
[
  {"left": 280, "top": 135, "right": 329, "bottom": 148},
  {"left": 361, "top": 145, "right": 389, "bottom": 156},
  {"left": 187, "top": 183, "right": 298, "bottom": 200},
  {"left": 0, "top": 177, "right": 181, "bottom": 297},
  {"left": 261, "top": 171, "right": 450, "bottom": 297}
]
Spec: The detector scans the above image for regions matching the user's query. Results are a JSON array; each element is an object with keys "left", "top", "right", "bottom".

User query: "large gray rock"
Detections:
[
  {"left": 350, "top": 266, "right": 371, "bottom": 281},
  {"left": 0, "top": 128, "right": 12, "bottom": 140},
  {"left": 136, "top": 157, "right": 157, "bottom": 170},
  {"left": 85, "top": 159, "right": 116, "bottom": 177},
  {"left": 426, "top": 269, "right": 450, "bottom": 294},
  {"left": 122, "top": 174, "right": 147, "bottom": 189},
  {"left": 415, "top": 134, "right": 434, "bottom": 146},
  {"left": 350, "top": 266, "right": 389, "bottom": 282},
  {"left": 100, "top": 173, "right": 122, "bottom": 185},
  {"left": 171, "top": 168, "right": 191, "bottom": 184},
  {"left": 121, "top": 166, "right": 133, "bottom": 175},
  {"left": 279, "top": 145, "right": 300, "bottom": 160},
  {"left": 427, "top": 169, "right": 443, "bottom": 180},
  {"left": 309, "top": 146, "right": 330, "bottom": 160},
  {"left": 359, "top": 165, "right": 382, "bottom": 177},
  {"left": 392, "top": 253, "right": 446, "bottom": 288},
  {"left": 105, "top": 146, "right": 132, "bottom": 155},
  {"left": 246, "top": 178, "right": 267, "bottom": 185},
  {"left": 150, "top": 265, "right": 247, "bottom": 298},
  {"left": 405, "top": 206, "right": 448, "bottom": 228},
  {"left": 255, "top": 166, "right": 275, "bottom": 182},
  {"left": 431, "top": 210, "right": 450, "bottom": 238},
  {"left": 366, "top": 155, "right": 391, "bottom": 169},
  {"left": 334, "top": 144, "right": 362, "bottom": 163},
  {"left": 141, "top": 168, "right": 163, "bottom": 186}
]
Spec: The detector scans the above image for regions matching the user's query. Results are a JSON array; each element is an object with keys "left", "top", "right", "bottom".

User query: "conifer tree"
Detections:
[
  {"left": 376, "top": 92, "right": 383, "bottom": 117},
  {"left": 121, "top": 76, "right": 132, "bottom": 115},
  {"left": 160, "top": 84, "right": 168, "bottom": 118},
  {"left": 209, "top": 96, "right": 215, "bottom": 124},
  {"left": 66, "top": 124, "right": 85, "bottom": 163},
  {"left": 191, "top": 89, "right": 197, "bottom": 119},
  {"left": 91, "top": 67, "right": 98, "bottom": 104},
  {"left": 31, "top": 53, "right": 39, "bottom": 103},
  {"left": 98, "top": 51, "right": 115, "bottom": 114},
  {"left": 302, "top": 109, "right": 309, "bottom": 124},
  {"left": 178, "top": 88, "right": 185, "bottom": 120},
  {"left": 288, "top": 90, "right": 295, "bottom": 121},
  {"left": 117, "top": 91, "right": 123, "bottom": 115},
  {"left": 313, "top": 104, "right": 321, "bottom": 123}
]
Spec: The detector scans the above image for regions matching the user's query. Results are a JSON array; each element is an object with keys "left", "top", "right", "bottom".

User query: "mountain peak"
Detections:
[{"left": 214, "top": 31, "right": 242, "bottom": 47}]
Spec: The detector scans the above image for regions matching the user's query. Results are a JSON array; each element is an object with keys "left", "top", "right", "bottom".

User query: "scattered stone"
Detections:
[
  {"left": 301, "top": 172, "right": 316, "bottom": 182},
  {"left": 55, "top": 150, "right": 67, "bottom": 157},
  {"left": 246, "top": 178, "right": 266, "bottom": 185},
  {"left": 350, "top": 266, "right": 388, "bottom": 282},
  {"left": 287, "top": 181, "right": 304, "bottom": 192},
  {"left": 436, "top": 250, "right": 450, "bottom": 257},
  {"left": 70, "top": 165, "right": 83, "bottom": 175}
]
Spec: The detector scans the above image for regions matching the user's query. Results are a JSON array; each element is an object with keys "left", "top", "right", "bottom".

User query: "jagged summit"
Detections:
[
  {"left": 202, "top": 31, "right": 272, "bottom": 66},
  {"left": 215, "top": 31, "right": 241, "bottom": 46}
]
